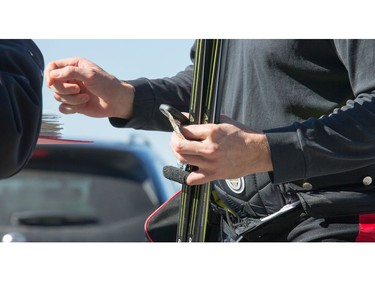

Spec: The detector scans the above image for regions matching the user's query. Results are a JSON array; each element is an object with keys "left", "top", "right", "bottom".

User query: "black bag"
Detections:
[
  {"left": 145, "top": 191, "right": 222, "bottom": 242},
  {"left": 145, "top": 190, "right": 305, "bottom": 242},
  {"left": 297, "top": 189, "right": 375, "bottom": 218},
  {"left": 233, "top": 201, "right": 305, "bottom": 242},
  {"left": 144, "top": 191, "right": 180, "bottom": 242}
]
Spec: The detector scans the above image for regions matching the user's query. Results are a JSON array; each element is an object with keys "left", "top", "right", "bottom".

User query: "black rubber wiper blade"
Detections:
[{"left": 11, "top": 211, "right": 100, "bottom": 226}]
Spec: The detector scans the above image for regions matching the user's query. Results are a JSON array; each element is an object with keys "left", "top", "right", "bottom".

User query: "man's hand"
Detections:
[
  {"left": 45, "top": 57, "right": 134, "bottom": 119},
  {"left": 170, "top": 115, "right": 273, "bottom": 185}
]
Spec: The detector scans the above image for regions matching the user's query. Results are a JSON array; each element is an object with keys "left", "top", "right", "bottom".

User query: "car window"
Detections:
[{"left": 0, "top": 170, "right": 157, "bottom": 226}]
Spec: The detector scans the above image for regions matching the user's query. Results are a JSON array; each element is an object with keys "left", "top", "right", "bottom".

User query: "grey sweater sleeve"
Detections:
[
  {"left": 0, "top": 40, "right": 44, "bottom": 179},
  {"left": 265, "top": 40, "right": 375, "bottom": 184},
  {"left": 109, "top": 42, "right": 196, "bottom": 131},
  {"left": 109, "top": 66, "right": 193, "bottom": 131}
]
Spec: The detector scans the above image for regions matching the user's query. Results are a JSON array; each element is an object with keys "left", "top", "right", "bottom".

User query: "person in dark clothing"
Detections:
[
  {"left": 45, "top": 40, "right": 375, "bottom": 242},
  {"left": 0, "top": 40, "right": 44, "bottom": 179}
]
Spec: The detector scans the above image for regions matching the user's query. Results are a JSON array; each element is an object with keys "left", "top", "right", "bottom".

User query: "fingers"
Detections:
[
  {"left": 50, "top": 80, "right": 83, "bottom": 109},
  {"left": 58, "top": 102, "right": 86, "bottom": 115},
  {"left": 51, "top": 80, "right": 81, "bottom": 95},
  {"left": 46, "top": 57, "right": 81, "bottom": 70},
  {"left": 170, "top": 130, "right": 220, "bottom": 185},
  {"left": 54, "top": 92, "right": 89, "bottom": 106},
  {"left": 171, "top": 132, "right": 219, "bottom": 158},
  {"left": 46, "top": 58, "right": 97, "bottom": 110},
  {"left": 179, "top": 123, "right": 214, "bottom": 141},
  {"left": 46, "top": 57, "right": 98, "bottom": 88},
  {"left": 171, "top": 124, "right": 220, "bottom": 161},
  {"left": 169, "top": 124, "right": 220, "bottom": 171},
  {"left": 171, "top": 147, "right": 207, "bottom": 168},
  {"left": 48, "top": 65, "right": 94, "bottom": 86},
  {"left": 169, "top": 121, "right": 246, "bottom": 185},
  {"left": 181, "top": 163, "right": 218, "bottom": 186},
  {"left": 45, "top": 58, "right": 81, "bottom": 86},
  {"left": 186, "top": 171, "right": 213, "bottom": 186}
]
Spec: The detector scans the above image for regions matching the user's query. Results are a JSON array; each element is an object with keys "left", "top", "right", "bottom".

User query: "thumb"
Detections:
[{"left": 185, "top": 171, "right": 210, "bottom": 186}]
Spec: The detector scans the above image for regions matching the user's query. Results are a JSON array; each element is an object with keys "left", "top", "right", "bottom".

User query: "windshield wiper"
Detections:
[{"left": 11, "top": 211, "right": 99, "bottom": 226}]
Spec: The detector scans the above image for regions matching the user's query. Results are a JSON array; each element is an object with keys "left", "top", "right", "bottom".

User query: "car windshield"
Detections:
[{"left": 0, "top": 169, "right": 157, "bottom": 226}]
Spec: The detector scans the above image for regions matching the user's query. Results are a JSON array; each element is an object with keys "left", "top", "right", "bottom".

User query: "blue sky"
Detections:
[{"left": 35, "top": 39, "right": 194, "bottom": 165}]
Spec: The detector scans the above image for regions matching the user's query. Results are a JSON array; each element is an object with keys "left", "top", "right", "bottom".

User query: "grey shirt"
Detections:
[{"left": 110, "top": 39, "right": 375, "bottom": 216}]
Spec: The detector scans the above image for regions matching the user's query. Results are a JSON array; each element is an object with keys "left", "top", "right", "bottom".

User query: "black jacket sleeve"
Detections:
[
  {"left": 109, "top": 42, "right": 195, "bottom": 131},
  {"left": 0, "top": 39, "right": 44, "bottom": 179},
  {"left": 265, "top": 39, "right": 375, "bottom": 184}
]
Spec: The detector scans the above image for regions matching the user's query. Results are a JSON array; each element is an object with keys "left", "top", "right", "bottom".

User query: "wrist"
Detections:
[
  {"left": 246, "top": 132, "right": 274, "bottom": 174},
  {"left": 112, "top": 80, "right": 135, "bottom": 119},
  {"left": 259, "top": 133, "right": 273, "bottom": 172}
]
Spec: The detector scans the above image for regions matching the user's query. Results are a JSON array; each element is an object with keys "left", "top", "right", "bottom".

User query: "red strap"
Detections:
[
  {"left": 356, "top": 213, "right": 375, "bottom": 242},
  {"left": 144, "top": 190, "right": 181, "bottom": 242}
]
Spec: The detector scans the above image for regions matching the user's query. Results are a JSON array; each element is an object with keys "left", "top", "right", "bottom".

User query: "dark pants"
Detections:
[{"left": 145, "top": 191, "right": 375, "bottom": 242}]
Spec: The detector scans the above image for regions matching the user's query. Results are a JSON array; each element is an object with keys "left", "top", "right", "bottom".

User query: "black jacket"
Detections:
[
  {"left": 0, "top": 40, "right": 44, "bottom": 178},
  {"left": 110, "top": 40, "right": 375, "bottom": 219}
]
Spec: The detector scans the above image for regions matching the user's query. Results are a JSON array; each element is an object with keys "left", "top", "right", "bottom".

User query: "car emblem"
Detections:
[{"left": 225, "top": 177, "right": 245, "bottom": 194}]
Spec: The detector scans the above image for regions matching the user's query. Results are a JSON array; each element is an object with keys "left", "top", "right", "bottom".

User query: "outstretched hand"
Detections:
[{"left": 45, "top": 57, "right": 134, "bottom": 119}]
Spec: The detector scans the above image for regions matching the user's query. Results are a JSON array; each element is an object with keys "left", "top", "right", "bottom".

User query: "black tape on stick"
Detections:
[{"left": 163, "top": 166, "right": 190, "bottom": 184}]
